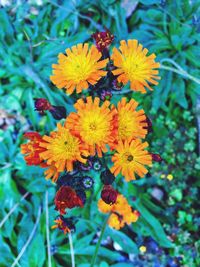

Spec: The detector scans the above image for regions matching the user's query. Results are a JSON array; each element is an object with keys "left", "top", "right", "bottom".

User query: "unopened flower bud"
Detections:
[
  {"left": 82, "top": 176, "right": 94, "bottom": 189},
  {"left": 101, "top": 185, "right": 118, "bottom": 205},
  {"left": 93, "top": 159, "right": 102, "bottom": 171},
  {"left": 151, "top": 153, "right": 162, "bottom": 162},
  {"left": 100, "top": 168, "right": 115, "bottom": 185},
  {"left": 100, "top": 90, "right": 112, "bottom": 101},
  {"left": 49, "top": 106, "right": 66, "bottom": 120},
  {"left": 92, "top": 29, "right": 114, "bottom": 52},
  {"left": 112, "top": 79, "right": 123, "bottom": 90},
  {"left": 34, "top": 98, "right": 52, "bottom": 113}
]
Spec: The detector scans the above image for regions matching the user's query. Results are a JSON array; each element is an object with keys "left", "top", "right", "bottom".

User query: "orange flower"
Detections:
[
  {"left": 111, "top": 39, "right": 160, "bottom": 93},
  {"left": 65, "top": 97, "right": 117, "bottom": 157},
  {"left": 98, "top": 194, "right": 139, "bottom": 230},
  {"left": 39, "top": 124, "right": 89, "bottom": 179},
  {"left": 110, "top": 97, "right": 148, "bottom": 148},
  {"left": 50, "top": 43, "right": 108, "bottom": 94},
  {"left": 21, "top": 132, "right": 46, "bottom": 166},
  {"left": 110, "top": 138, "right": 152, "bottom": 181}
]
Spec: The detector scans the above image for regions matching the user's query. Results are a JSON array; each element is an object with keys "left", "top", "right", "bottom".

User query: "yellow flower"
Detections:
[
  {"left": 111, "top": 97, "right": 147, "bottom": 147},
  {"left": 139, "top": 246, "right": 147, "bottom": 253},
  {"left": 108, "top": 213, "right": 124, "bottom": 230},
  {"left": 98, "top": 199, "right": 113, "bottom": 213},
  {"left": 98, "top": 194, "right": 139, "bottom": 230},
  {"left": 50, "top": 43, "right": 108, "bottom": 94},
  {"left": 65, "top": 96, "right": 116, "bottom": 157},
  {"left": 110, "top": 138, "right": 152, "bottom": 181},
  {"left": 167, "top": 174, "right": 173, "bottom": 180},
  {"left": 111, "top": 39, "right": 160, "bottom": 93},
  {"left": 39, "top": 124, "right": 89, "bottom": 180}
]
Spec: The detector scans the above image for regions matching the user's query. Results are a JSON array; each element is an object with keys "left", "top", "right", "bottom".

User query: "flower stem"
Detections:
[
  {"left": 68, "top": 232, "right": 75, "bottom": 267},
  {"left": 90, "top": 215, "right": 109, "bottom": 267}
]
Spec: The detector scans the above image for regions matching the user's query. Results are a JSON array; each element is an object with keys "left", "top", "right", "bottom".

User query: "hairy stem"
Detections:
[{"left": 90, "top": 215, "right": 109, "bottom": 267}]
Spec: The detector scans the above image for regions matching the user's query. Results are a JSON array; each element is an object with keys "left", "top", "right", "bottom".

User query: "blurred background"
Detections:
[{"left": 0, "top": 0, "right": 200, "bottom": 266}]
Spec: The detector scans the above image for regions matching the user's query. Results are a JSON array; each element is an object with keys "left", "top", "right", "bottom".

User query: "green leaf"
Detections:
[
  {"left": 173, "top": 78, "right": 188, "bottom": 109},
  {"left": 109, "top": 229, "right": 138, "bottom": 254},
  {"left": 112, "top": 264, "right": 134, "bottom": 267},
  {"left": 134, "top": 200, "right": 173, "bottom": 248},
  {"left": 28, "top": 234, "right": 45, "bottom": 267}
]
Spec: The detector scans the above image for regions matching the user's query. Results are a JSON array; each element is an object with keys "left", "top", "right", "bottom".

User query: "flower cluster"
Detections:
[
  {"left": 21, "top": 29, "right": 161, "bottom": 234},
  {"left": 98, "top": 194, "right": 140, "bottom": 230}
]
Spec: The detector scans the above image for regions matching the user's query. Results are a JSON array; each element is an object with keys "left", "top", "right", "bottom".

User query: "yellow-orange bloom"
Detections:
[
  {"left": 110, "top": 138, "right": 152, "bottom": 181},
  {"left": 108, "top": 213, "right": 125, "bottom": 230},
  {"left": 50, "top": 43, "right": 108, "bottom": 94},
  {"left": 39, "top": 124, "right": 89, "bottom": 180},
  {"left": 65, "top": 97, "right": 116, "bottom": 157},
  {"left": 111, "top": 97, "right": 147, "bottom": 148},
  {"left": 98, "top": 194, "right": 139, "bottom": 230},
  {"left": 111, "top": 39, "right": 160, "bottom": 93}
]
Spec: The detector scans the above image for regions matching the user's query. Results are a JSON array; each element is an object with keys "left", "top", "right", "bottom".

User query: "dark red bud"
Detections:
[
  {"left": 34, "top": 98, "right": 52, "bottom": 112},
  {"left": 92, "top": 30, "right": 114, "bottom": 52},
  {"left": 100, "top": 168, "right": 115, "bottom": 185},
  {"left": 101, "top": 185, "right": 118, "bottom": 205},
  {"left": 49, "top": 106, "right": 67, "bottom": 120},
  {"left": 151, "top": 153, "right": 162, "bottom": 162}
]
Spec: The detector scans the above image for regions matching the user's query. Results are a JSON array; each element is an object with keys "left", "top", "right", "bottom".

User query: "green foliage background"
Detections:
[{"left": 0, "top": 0, "right": 200, "bottom": 266}]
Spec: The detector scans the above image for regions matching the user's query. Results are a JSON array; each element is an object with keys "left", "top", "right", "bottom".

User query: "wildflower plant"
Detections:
[{"left": 21, "top": 29, "right": 163, "bottom": 263}]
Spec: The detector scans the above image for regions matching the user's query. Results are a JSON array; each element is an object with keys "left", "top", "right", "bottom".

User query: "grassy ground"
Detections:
[{"left": 0, "top": 1, "right": 200, "bottom": 267}]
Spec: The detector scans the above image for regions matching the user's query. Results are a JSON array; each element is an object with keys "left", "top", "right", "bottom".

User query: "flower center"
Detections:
[
  {"left": 122, "top": 53, "right": 146, "bottom": 81},
  {"left": 127, "top": 155, "right": 134, "bottom": 162},
  {"left": 80, "top": 112, "right": 109, "bottom": 145},
  {"left": 63, "top": 54, "right": 94, "bottom": 83},
  {"left": 49, "top": 131, "right": 79, "bottom": 161},
  {"left": 122, "top": 152, "right": 134, "bottom": 163},
  {"left": 89, "top": 122, "right": 97, "bottom": 131}
]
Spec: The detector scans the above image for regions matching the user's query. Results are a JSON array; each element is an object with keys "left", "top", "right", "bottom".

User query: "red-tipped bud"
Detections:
[
  {"left": 92, "top": 29, "right": 114, "bottom": 52},
  {"left": 143, "top": 117, "right": 152, "bottom": 133},
  {"left": 112, "top": 79, "right": 123, "bottom": 90},
  {"left": 151, "top": 153, "right": 162, "bottom": 162},
  {"left": 34, "top": 98, "right": 52, "bottom": 113},
  {"left": 100, "top": 90, "right": 112, "bottom": 101},
  {"left": 101, "top": 185, "right": 118, "bottom": 205}
]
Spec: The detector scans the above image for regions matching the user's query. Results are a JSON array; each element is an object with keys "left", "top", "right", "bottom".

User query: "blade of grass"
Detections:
[
  {"left": 11, "top": 206, "right": 42, "bottom": 267},
  {"left": 0, "top": 192, "right": 30, "bottom": 229}
]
